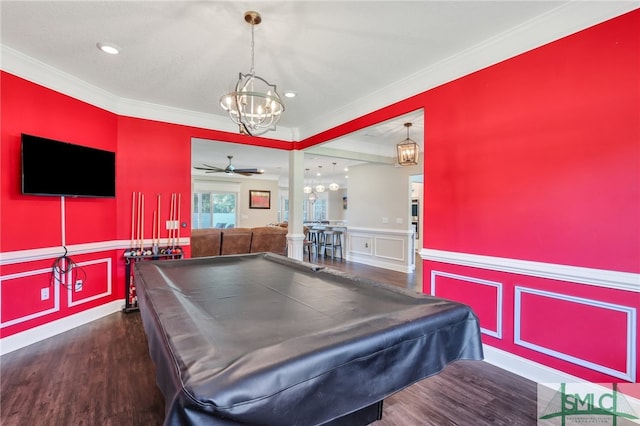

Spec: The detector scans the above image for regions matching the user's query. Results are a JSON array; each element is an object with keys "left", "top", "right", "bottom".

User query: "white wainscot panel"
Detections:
[
  {"left": 374, "top": 236, "right": 405, "bottom": 262},
  {"left": 346, "top": 228, "right": 414, "bottom": 273},
  {"left": 348, "top": 234, "right": 373, "bottom": 256}
]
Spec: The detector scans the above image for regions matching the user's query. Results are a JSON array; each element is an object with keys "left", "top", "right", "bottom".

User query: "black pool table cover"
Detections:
[{"left": 134, "top": 253, "right": 483, "bottom": 426}]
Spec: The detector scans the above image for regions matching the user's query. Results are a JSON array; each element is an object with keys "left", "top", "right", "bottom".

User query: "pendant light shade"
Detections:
[
  {"left": 329, "top": 162, "right": 339, "bottom": 191},
  {"left": 397, "top": 122, "right": 419, "bottom": 166}
]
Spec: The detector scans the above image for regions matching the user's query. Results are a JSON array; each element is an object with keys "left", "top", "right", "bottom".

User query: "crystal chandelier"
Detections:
[
  {"left": 397, "top": 122, "right": 419, "bottom": 166},
  {"left": 329, "top": 162, "right": 339, "bottom": 191},
  {"left": 220, "top": 11, "right": 285, "bottom": 136}
]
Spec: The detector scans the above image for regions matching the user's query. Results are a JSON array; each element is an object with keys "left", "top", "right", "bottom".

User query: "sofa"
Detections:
[{"left": 190, "top": 226, "right": 288, "bottom": 258}]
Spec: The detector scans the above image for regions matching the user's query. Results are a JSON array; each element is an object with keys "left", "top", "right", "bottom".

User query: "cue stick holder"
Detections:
[{"left": 123, "top": 191, "right": 183, "bottom": 312}]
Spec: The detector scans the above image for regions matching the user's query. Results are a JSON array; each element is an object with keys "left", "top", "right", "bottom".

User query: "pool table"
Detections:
[{"left": 134, "top": 253, "right": 483, "bottom": 425}]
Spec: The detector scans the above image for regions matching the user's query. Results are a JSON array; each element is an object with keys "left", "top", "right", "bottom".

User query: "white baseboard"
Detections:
[
  {"left": 483, "top": 344, "right": 585, "bottom": 384},
  {"left": 0, "top": 299, "right": 124, "bottom": 356}
]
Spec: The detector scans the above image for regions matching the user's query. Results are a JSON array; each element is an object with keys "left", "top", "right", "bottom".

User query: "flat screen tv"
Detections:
[{"left": 21, "top": 133, "right": 116, "bottom": 198}]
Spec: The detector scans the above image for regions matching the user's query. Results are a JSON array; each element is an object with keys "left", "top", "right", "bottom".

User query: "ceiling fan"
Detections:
[{"left": 194, "top": 155, "right": 264, "bottom": 176}]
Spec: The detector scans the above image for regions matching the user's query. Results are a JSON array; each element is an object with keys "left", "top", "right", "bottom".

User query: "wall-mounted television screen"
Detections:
[{"left": 21, "top": 133, "right": 116, "bottom": 198}]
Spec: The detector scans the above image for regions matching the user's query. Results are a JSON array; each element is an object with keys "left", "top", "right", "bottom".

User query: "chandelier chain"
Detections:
[{"left": 250, "top": 23, "right": 256, "bottom": 75}]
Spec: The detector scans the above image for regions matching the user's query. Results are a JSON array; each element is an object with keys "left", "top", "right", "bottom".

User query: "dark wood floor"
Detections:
[{"left": 1, "top": 254, "right": 538, "bottom": 426}]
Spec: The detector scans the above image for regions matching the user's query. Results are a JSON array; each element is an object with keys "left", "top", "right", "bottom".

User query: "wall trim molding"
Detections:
[
  {"left": 347, "top": 227, "right": 415, "bottom": 237},
  {"left": 67, "top": 258, "right": 113, "bottom": 308},
  {"left": 514, "top": 286, "right": 636, "bottom": 382},
  {"left": 431, "top": 270, "right": 503, "bottom": 339},
  {"left": 0, "top": 238, "right": 189, "bottom": 266},
  {"left": 345, "top": 254, "right": 413, "bottom": 274},
  {"left": 0, "top": 299, "right": 123, "bottom": 356},
  {"left": 420, "top": 249, "right": 639, "bottom": 293},
  {"left": 0, "top": 267, "right": 61, "bottom": 328}
]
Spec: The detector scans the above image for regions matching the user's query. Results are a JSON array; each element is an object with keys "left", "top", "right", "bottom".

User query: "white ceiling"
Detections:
[{"left": 1, "top": 1, "right": 634, "bottom": 186}]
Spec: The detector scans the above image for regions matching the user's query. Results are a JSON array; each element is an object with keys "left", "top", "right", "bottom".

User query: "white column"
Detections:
[{"left": 287, "top": 150, "right": 305, "bottom": 260}]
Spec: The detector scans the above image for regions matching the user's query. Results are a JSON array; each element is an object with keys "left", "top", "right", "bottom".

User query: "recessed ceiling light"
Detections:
[
  {"left": 97, "top": 42, "right": 120, "bottom": 55},
  {"left": 284, "top": 91, "right": 296, "bottom": 98}
]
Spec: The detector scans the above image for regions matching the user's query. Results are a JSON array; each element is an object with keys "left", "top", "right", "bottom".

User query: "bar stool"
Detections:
[
  {"left": 303, "top": 226, "right": 317, "bottom": 262},
  {"left": 322, "top": 230, "right": 343, "bottom": 260},
  {"left": 308, "top": 227, "right": 325, "bottom": 254}
]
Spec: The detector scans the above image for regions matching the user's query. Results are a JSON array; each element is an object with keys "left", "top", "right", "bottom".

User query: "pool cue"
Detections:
[
  {"left": 140, "top": 193, "right": 145, "bottom": 252},
  {"left": 137, "top": 192, "right": 142, "bottom": 254},
  {"left": 168, "top": 193, "right": 175, "bottom": 249},
  {"left": 152, "top": 210, "right": 156, "bottom": 246},
  {"left": 157, "top": 194, "right": 161, "bottom": 248},
  {"left": 130, "top": 191, "right": 136, "bottom": 251},
  {"left": 172, "top": 192, "right": 178, "bottom": 248},
  {"left": 176, "top": 193, "right": 181, "bottom": 250}
]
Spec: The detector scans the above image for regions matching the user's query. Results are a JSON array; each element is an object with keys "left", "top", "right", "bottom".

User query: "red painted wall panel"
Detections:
[
  {"left": 423, "top": 10, "right": 640, "bottom": 272},
  {"left": 432, "top": 273, "right": 500, "bottom": 335},
  {"left": 1, "top": 270, "right": 55, "bottom": 323},
  {"left": 518, "top": 291, "right": 628, "bottom": 373},
  {"left": 68, "top": 261, "right": 110, "bottom": 303}
]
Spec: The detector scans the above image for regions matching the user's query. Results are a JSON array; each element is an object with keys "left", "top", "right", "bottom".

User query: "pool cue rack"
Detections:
[
  {"left": 123, "top": 251, "right": 182, "bottom": 312},
  {"left": 123, "top": 191, "right": 183, "bottom": 312}
]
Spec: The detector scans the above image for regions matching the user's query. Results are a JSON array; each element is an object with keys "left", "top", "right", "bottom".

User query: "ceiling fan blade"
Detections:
[
  {"left": 195, "top": 158, "right": 263, "bottom": 176},
  {"left": 194, "top": 164, "right": 226, "bottom": 173},
  {"left": 233, "top": 168, "right": 263, "bottom": 174}
]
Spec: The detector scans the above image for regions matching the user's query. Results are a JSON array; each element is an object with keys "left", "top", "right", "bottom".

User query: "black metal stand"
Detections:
[{"left": 123, "top": 251, "right": 182, "bottom": 312}]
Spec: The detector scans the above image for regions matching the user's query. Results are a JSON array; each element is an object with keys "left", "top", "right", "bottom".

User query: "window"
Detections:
[
  {"left": 277, "top": 194, "right": 327, "bottom": 223},
  {"left": 193, "top": 191, "right": 238, "bottom": 229},
  {"left": 304, "top": 197, "right": 327, "bottom": 222},
  {"left": 192, "top": 179, "right": 241, "bottom": 229}
]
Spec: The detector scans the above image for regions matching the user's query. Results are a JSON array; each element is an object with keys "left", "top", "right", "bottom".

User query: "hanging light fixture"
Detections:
[
  {"left": 329, "top": 162, "right": 339, "bottom": 191},
  {"left": 397, "top": 122, "right": 419, "bottom": 166},
  {"left": 315, "top": 166, "right": 326, "bottom": 193},
  {"left": 303, "top": 168, "right": 312, "bottom": 194},
  {"left": 220, "top": 11, "right": 285, "bottom": 136}
]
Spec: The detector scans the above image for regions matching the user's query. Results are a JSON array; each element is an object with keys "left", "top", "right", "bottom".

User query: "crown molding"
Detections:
[
  {"left": 296, "top": 2, "right": 640, "bottom": 139},
  {"left": 0, "top": 45, "right": 297, "bottom": 142},
  {"left": 2, "top": 2, "right": 637, "bottom": 141}
]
